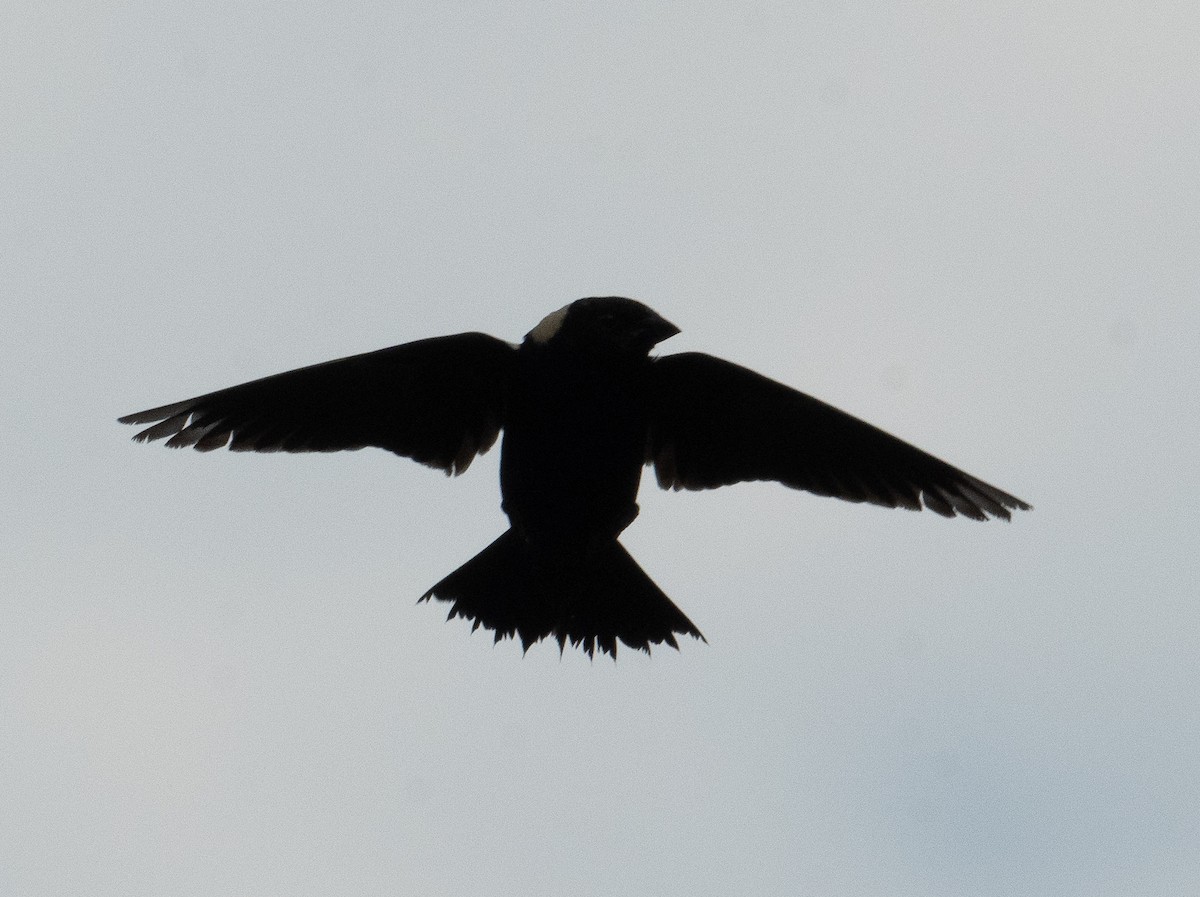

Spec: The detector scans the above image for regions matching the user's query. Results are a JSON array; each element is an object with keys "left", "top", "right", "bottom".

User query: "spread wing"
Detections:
[
  {"left": 647, "top": 352, "right": 1030, "bottom": 521},
  {"left": 119, "top": 333, "right": 516, "bottom": 475}
]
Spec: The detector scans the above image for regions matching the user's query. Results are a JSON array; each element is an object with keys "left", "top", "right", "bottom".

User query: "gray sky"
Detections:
[{"left": 5, "top": 3, "right": 1199, "bottom": 895}]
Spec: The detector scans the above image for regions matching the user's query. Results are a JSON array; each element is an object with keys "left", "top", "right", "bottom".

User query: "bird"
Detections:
[{"left": 120, "top": 297, "right": 1030, "bottom": 658}]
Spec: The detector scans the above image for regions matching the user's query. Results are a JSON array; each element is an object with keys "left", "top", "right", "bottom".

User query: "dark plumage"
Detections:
[{"left": 120, "top": 297, "right": 1030, "bottom": 657}]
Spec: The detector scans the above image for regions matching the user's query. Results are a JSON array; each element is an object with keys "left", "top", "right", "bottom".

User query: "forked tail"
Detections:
[{"left": 420, "top": 529, "right": 704, "bottom": 658}]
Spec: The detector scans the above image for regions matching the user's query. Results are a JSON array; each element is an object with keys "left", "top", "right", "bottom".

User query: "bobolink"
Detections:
[{"left": 121, "top": 297, "right": 1030, "bottom": 657}]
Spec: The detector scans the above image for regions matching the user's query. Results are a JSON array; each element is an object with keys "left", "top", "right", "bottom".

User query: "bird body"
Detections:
[
  {"left": 121, "top": 297, "right": 1030, "bottom": 657},
  {"left": 501, "top": 301, "right": 668, "bottom": 549}
]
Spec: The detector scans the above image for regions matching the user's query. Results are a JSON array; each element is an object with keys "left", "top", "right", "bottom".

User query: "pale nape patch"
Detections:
[{"left": 526, "top": 303, "right": 571, "bottom": 343}]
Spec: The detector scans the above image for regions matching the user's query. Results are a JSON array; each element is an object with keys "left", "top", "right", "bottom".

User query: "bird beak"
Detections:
[{"left": 637, "top": 314, "right": 680, "bottom": 350}]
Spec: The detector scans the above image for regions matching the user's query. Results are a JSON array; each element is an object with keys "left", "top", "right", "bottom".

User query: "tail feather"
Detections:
[{"left": 419, "top": 529, "right": 704, "bottom": 658}]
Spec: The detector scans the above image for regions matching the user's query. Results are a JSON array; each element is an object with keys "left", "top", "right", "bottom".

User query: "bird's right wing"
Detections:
[
  {"left": 647, "top": 352, "right": 1030, "bottom": 521},
  {"left": 119, "top": 333, "right": 516, "bottom": 475}
]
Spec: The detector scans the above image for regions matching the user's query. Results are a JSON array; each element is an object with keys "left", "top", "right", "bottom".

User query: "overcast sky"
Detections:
[{"left": 5, "top": 3, "right": 1199, "bottom": 895}]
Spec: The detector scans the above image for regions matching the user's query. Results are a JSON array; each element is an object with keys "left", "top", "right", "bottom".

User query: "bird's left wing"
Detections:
[
  {"left": 119, "top": 333, "right": 516, "bottom": 475},
  {"left": 647, "top": 352, "right": 1030, "bottom": 521}
]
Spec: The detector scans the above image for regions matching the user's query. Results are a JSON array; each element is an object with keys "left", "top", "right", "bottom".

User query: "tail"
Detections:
[{"left": 419, "top": 529, "right": 705, "bottom": 658}]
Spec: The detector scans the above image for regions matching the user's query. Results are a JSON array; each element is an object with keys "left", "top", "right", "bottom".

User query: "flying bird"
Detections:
[{"left": 120, "top": 297, "right": 1030, "bottom": 657}]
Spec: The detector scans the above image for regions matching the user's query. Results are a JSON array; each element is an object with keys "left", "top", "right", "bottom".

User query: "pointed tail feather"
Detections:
[{"left": 420, "top": 529, "right": 704, "bottom": 658}]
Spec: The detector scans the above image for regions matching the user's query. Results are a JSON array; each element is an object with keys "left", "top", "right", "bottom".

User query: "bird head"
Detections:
[{"left": 526, "top": 297, "right": 680, "bottom": 355}]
